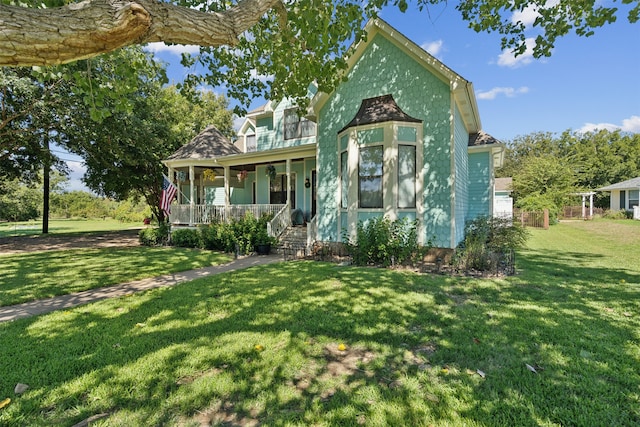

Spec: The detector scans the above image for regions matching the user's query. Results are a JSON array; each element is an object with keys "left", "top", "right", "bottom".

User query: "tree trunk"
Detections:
[
  {"left": 42, "top": 134, "right": 50, "bottom": 234},
  {"left": 0, "top": 0, "right": 284, "bottom": 66}
]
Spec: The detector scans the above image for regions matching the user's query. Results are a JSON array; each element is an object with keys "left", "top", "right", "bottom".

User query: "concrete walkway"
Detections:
[{"left": 0, "top": 254, "right": 282, "bottom": 323}]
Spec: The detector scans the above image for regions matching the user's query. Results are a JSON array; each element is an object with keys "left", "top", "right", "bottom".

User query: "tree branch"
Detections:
[{"left": 0, "top": 0, "right": 286, "bottom": 66}]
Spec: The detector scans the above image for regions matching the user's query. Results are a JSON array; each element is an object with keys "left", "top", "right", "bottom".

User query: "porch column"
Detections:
[
  {"left": 589, "top": 193, "right": 594, "bottom": 218},
  {"left": 582, "top": 195, "right": 586, "bottom": 219},
  {"left": 286, "top": 159, "right": 291, "bottom": 208},
  {"left": 224, "top": 166, "right": 230, "bottom": 221},
  {"left": 189, "top": 165, "right": 195, "bottom": 226}
]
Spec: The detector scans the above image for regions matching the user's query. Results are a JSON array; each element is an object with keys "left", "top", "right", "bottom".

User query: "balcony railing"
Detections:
[{"left": 170, "top": 204, "right": 286, "bottom": 225}]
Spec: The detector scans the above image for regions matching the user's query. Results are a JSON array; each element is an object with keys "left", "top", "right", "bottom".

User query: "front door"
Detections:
[
  {"left": 311, "top": 170, "right": 317, "bottom": 218},
  {"left": 270, "top": 173, "right": 296, "bottom": 209}
]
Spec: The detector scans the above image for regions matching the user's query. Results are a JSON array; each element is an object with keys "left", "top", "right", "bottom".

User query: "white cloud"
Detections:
[
  {"left": 250, "top": 68, "right": 272, "bottom": 83},
  {"left": 578, "top": 115, "right": 640, "bottom": 133},
  {"left": 145, "top": 42, "right": 201, "bottom": 56},
  {"left": 476, "top": 86, "right": 530, "bottom": 100},
  {"left": 512, "top": 5, "right": 539, "bottom": 26},
  {"left": 421, "top": 40, "right": 444, "bottom": 57},
  {"left": 497, "top": 38, "right": 536, "bottom": 68},
  {"left": 511, "top": 0, "right": 560, "bottom": 27}
]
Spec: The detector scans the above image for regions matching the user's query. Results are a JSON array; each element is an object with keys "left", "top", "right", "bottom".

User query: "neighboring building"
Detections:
[
  {"left": 494, "top": 177, "right": 513, "bottom": 219},
  {"left": 163, "top": 18, "right": 505, "bottom": 249},
  {"left": 597, "top": 177, "right": 640, "bottom": 219}
]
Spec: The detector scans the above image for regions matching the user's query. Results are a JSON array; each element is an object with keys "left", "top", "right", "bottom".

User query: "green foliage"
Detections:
[
  {"left": 344, "top": 216, "right": 426, "bottom": 267},
  {"left": 112, "top": 198, "right": 150, "bottom": 223},
  {"left": 198, "top": 213, "right": 274, "bottom": 254},
  {"left": 138, "top": 222, "right": 170, "bottom": 246},
  {"left": 453, "top": 216, "right": 528, "bottom": 272},
  {"left": 49, "top": 190, "right": 112, "bottom": 219},
  {"left": 501, "top": 130, "right": 640, "bottom": 209},
  {"left": 0, "top": 179, "right": 40, "bottom": 221},
  {"left": 602, "top": 209, "right": 633, "bottom": 220},
  {"left": 510, "top": 154, "right": 576, "bottom": 221},
  {"left": 170, "top": 228, "right": 202, "bottom": 248}
]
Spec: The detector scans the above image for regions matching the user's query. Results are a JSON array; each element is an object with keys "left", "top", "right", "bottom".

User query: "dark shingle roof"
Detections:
[
  {"left": 468, "top": 131, "right": 501, "bottom": 147},
  {"left": 166, "top": 126, "right": 241, "bottom": 161},
  {"left": 339, "top": 94, "right": 422, "bottom": 133}
]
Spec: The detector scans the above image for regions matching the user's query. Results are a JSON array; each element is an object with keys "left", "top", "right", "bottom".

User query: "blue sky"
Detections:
[
  {"left": 147, "top": 4, "right": 640, "bottom": 141},
  {"left": 67, "top": 4, "right": 640, "bottom": 192}
]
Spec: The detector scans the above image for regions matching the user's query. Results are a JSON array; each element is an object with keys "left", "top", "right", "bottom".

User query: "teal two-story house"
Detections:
[{"left": 163, "top": 18, "right": 504, "bottom": 249}]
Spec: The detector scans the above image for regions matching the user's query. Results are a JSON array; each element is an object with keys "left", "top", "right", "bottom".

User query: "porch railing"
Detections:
[
  {"left": 307, "top": 215, "right": 317, "bottom": 246},
  {"left": 267, "top": 204, "right": 291, "bottom": 238},
  {"left": 170, "top": 204, "right": 286, "bottom": 225}
]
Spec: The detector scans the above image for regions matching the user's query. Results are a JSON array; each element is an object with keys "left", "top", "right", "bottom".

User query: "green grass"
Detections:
[
  {"left": 0, "top": 220, "right": 639, "bottom": 426},
  {"left": 0, "top": 218, "right": 140, "bottom": 238},
  {"left": 0, "top": 248, "right": 232, "bottom": 306}
]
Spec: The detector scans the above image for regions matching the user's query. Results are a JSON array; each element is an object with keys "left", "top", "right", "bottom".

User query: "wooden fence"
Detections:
[
  {"left": 513, "top": 209, "right": 549, "bottom": 229},
  {"left": 560, "top": 205, "right": 604, "bottom": 220}
]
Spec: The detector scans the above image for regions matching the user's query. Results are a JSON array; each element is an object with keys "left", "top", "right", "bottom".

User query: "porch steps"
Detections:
[{"left": 276, "top": 225, "right": 308, "bottom": 259}]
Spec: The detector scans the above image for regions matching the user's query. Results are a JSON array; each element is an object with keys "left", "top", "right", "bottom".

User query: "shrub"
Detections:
[
  {"left": 344, "top": 216, "right": 427, "bottom": 267},
  {"left": 138, "top": 222, "right": 170, "bottom": 246},
  {"left": 171, "top": 228, "right": 201, "bottom": 248},
  {"left": 199, "top": 213, "right": 275, "bottom": 255},
  {"left": 602, "top": 209, "right": 632, "bottom": 220},
  {"left": 200, "top": 219, "right": 241, "bottom": 253},
  {"left": 453, "top": 216, "right": 528, "bottom": 273}
]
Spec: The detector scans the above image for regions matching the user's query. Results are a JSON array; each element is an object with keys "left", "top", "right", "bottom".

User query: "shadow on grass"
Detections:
[{"left": 0, "top": 257, "right": 639, "bottom": 426}]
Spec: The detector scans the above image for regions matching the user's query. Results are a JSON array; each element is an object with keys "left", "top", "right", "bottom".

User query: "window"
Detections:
[
  {"left": 284, "top": 108, "right": 316, "bottom": 140},
  {"left": 270, "top": 174, "right": 296, "bottom": 209},
  {"left": 398, "top": 145, "right": 416, "bottom": 208},
  {"left": 245, "top": 134, "right": 256, "bottom": 152},
  {"left": 359, "top": 146, "right": 383, "bottom": 208},
  {"left": 341, "top": 151, "right": 348, "bottom": 208},
  {"left": 629, "top": 190, "right": 639, "bottom": 209}
]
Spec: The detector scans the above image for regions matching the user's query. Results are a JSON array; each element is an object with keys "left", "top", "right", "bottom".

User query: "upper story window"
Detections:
[
  {"left": 284, "top": 108, "right": 316, "bottom": 140},
  {"left": 245, "top": 134, "right": 256, "bottom": 152}
]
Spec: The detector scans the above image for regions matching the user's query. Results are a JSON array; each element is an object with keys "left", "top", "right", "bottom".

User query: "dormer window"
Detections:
[
  {"left": 284, "top": 108, "right": 316, "bottom": 140},
  {"left": 245, "top": 133, "right": 256, "bottom": 152}
]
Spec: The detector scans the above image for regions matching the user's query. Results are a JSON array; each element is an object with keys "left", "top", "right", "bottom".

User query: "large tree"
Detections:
[
  {"left": 1, "top": 0, "right": 638, "bottom": 108},
  {"left": 65, "top": 66, "right": 234, "bottom": 222}
]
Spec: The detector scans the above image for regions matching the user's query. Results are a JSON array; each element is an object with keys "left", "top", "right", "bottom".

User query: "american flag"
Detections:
[{"left": 160, "top": 174, "right": 177, "bottom": 216}]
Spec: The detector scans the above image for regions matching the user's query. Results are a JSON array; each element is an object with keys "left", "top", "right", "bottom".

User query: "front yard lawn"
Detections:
[
  {"left": 0, "top": 220, "right": 638, "bottom": 426},
  {"left": 0, "top": 247, "right": 231, "bottom": 306}
]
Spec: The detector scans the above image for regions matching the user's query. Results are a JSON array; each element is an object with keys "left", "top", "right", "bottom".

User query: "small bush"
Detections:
[
  {"left": 199, "top": 213, "right": 275, "bottom": 255},
  {"left": 602, "top": 209, "right": 632, "bottom": 220},
  {"left": 344, "top": 216, "right": 427, "bottom": 267},
  {"left": 171, "top": 228, "right": 201, "bottom": 248},
  {"left": 453, "top": 216, "right": 528, "bottom": 273},
  {"left": 138, "top": 223, "right": 170, "bottom": 246}
]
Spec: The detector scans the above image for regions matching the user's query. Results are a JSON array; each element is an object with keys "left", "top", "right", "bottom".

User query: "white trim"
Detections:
[{"left": 311, "top": 19, "right": 481, "bottom": 134}]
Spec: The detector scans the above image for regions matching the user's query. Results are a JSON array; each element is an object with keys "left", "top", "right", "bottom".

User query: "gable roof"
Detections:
[
  {"left": 166, "top": 126, "right": 241, "bottom": 161},
  {"left": 338, "top": 94, "right": 422, "bottom": 133},
  {"left": 311, "top": 18, "right": 481, "bottom": 133},
  {"left": 468, "top": 130, "right": 502, "bottom": 148},
  {"left": 597, "top": 177, "right": 640, "bottom": 191},
  {"left": 495, "top": 177, "right": 513, "bottom": 192}
]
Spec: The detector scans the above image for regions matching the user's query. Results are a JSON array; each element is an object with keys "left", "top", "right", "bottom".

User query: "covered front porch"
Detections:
[{"left": 162, "top": 128, "right": 317, "bottom": 239}]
